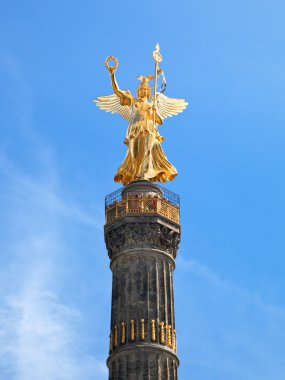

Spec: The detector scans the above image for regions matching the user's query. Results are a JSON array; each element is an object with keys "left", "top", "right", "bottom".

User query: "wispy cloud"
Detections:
[
  {"left": 1, "top": 287, "right": 107, "bottom": 379},
  {"left": 0, "top": 156, "right": 107, "bottom": 380},
  {"left": 0, "top": 52, "right": 107, "bottom": 378}
]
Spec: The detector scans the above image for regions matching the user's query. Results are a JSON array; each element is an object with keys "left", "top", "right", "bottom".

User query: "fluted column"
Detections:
[{"left": 105, "top": 181, "right": 180, "bottom": 379}]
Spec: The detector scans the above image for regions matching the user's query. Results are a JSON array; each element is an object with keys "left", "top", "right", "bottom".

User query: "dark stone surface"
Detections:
[
  {"left": 105, "top": 183, "right": 181, "bottom": 379},
  {"left": 105, "top": 217, "right": 180, "bottom": 262},
  {"left": 110, "top": 252, "right": 175, "bottom": 332},
  {"left": 108, "top": 345, "right": 178, "bottom": 380},
  {"left": 121, "top": 180, "right": 164, "bottom": 199}
]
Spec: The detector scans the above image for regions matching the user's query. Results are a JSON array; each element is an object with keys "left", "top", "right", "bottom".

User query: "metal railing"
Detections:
[
  {"left": 105, "top": 185, "right": 180, "bottom": 225},
  {"left": 105, "top": 185, "right": 180, "bottom": 208}
]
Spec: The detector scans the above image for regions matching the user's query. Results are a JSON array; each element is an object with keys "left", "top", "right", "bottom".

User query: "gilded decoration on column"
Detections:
[
  {"left": 121, "top": 322, "right": 126, "bottom": 344},
  {"left": 131, "top": 320, "right": 135, "bottom": 341},
  {"left": 173, "top": 329, "right": 177, "bottom": 352},
  {"left": 160, "top": 322, "right": 165, "bottom": 345},
  {"left": 141, "top": 319, "right": 145, "bottom": 341},
  {"left": 151, "top": 320, "right": 156, "bottom": 341},
  {"left": 95, "top": 44, "right": 188, "bottom": 185},
  {"left": 109, "top": 320, "right": 177, "bottom": 353},
  {"left": 166, "top": 325, "right": 172, "bottom": 348}
]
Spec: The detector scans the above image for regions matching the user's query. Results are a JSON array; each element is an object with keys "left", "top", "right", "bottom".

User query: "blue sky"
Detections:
[{"left": 0, "top": 1, "right": 284, "bottom": 379}]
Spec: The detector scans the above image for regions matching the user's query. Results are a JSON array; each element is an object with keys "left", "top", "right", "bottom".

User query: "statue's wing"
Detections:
[
  {"left": 155, "top": 93, "right": 188, "bottom": 120},
  {"left": 94, "top": 94, "right": 132, "bottom": 121}
]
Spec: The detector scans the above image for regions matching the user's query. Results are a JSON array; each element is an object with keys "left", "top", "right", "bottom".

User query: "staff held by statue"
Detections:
[{"left": 152, "top": 43, "right": 163, "bottom": 125}]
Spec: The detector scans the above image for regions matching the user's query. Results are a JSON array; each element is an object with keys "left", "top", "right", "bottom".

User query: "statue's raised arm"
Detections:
[
  {"left": 94, "top": 57, "right": 134, "bottom": 120},
  {"left": 106, "top": 57, "right": 134, "bottom": 107}
]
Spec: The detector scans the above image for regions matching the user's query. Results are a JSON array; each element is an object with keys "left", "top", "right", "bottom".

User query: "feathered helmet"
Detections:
[{"left": 137, "top": 75, "right": 154, "bottom": 99}]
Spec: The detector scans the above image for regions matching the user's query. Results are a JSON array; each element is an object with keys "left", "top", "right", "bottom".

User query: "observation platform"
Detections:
[{"left": 105, "top": 181, "right": 180, "bottom": 225}]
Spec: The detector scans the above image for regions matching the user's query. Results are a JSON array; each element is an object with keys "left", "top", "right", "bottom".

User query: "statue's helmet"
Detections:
[{"left": 137, "top": 75, "right": 154, "bottom": 99}]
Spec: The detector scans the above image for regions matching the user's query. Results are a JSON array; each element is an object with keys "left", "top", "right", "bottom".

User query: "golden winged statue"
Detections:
[{"left": 94, "top": 46, "right": 188, "bottom": 185}]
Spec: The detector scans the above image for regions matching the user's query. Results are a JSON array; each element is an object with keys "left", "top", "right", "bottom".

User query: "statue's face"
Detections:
[
  {"left": 137, "top": 87, "right": 148, "bottom": 99},
  {"left": 137, "top": 81, "right": 151, "bottom": 100}
]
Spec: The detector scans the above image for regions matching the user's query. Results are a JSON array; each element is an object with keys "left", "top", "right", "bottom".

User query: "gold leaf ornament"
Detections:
[{"left": 105, "top": 56, "right": 119, "bottom": 72}]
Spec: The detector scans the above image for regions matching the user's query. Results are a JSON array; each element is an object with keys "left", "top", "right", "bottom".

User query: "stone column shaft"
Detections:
[{"left": 105, "top": 181, "right": 180, "bottom": 379}]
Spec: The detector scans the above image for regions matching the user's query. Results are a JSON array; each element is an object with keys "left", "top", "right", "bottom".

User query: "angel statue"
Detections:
[{"left": 95, "top": 45, "right": 188, "bottom": 185}]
